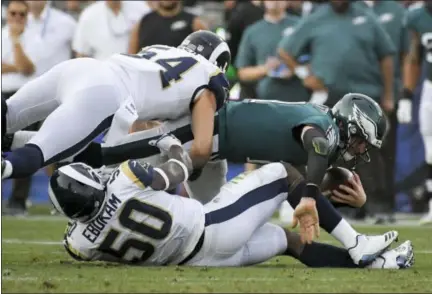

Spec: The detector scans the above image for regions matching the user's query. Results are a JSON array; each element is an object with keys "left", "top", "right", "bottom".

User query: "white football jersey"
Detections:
[
  {"left": 64, "top": 160, "right": 205, "bottom": 265},
  {"left": 106, "top": 45, "right": 228, "bottom": 121}
]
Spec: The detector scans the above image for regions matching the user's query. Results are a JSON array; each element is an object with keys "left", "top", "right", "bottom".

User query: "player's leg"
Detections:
[
  {"left": 283, "top": 228, "right": 413, "bottom": 269},
  {"left": 419, "top": 79, "right": 432, "bottom": 224},
  {"left": 285, "top": 165, "right": 398, "bottom": 266},
  {"left": 186, "top": 163, "right": 289, "bottom": 266},
  {"left": 3, "top": 62, "right": 66, "bottom": 136},
  {"left": 2, "top": 84, "right": 122, "bottom": 179}
]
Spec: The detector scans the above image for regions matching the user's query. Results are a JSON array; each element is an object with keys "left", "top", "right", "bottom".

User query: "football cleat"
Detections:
[
  {"left": 348, "top": 231, "right": 399, "bottom": 267},
  {"left": 367, "top": 240, "right": 414, "bottom": 269}
]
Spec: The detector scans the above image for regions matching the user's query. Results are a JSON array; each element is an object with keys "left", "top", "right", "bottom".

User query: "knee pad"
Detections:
[
  {"left": 423, "top": 136, "right": 432, "bottom": 164},
  {"left": 2, "top": 97, "right": 8, "bottom": 138}
]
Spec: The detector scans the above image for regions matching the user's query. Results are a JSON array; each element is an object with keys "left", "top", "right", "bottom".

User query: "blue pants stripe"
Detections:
[{"left": 204, "top": 178, "right": 288, "bottom": 226}]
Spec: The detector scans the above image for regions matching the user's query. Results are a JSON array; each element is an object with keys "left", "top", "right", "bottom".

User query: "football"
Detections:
[{"left": 320, "top": 166, "right": 354, "bottom": 197}]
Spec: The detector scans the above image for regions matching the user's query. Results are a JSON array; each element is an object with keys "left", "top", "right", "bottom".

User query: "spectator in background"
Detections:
[
  {"left": 278, "top": 0, "right": 395, "bottom": 109},
  {"left": 73, "top": 0, "right": 150, "bottom": 60},
  {"left": 402, "top": 1, "right": 432, "bottom": 224},
  {"left": 356, "top": 0, "right": 409, "bottom": 223},
  {"left": 128, "top": 0, "right": 207, "bottom": 54},
  {"left": 278, "top": 0, "right": 396, "bottom": 223},
  {"left": 63, "top": 1, "right": 94, "bottom": 21},
  {"left": 1, "top": 0, "right": 77, "bottom": 216},
  {"left": 226, "top": 0, "right": 264, "bottom": 98},
  {"left": 235, "top": 0, "right": 310, "bottom": 102},
  {"left": 26, "top": 0, "right": 76, "bottom": 73},
  {"left": 1, "top": 0, "right": 40, "bottom": 215}
]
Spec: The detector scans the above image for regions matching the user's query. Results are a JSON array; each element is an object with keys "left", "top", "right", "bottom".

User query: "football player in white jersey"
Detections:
[
  {"left": 49, "top": 145, "right": 414, "bottom": 269},
  {"left": 1, "top": 30, "right": 230, "bottom": 181}
]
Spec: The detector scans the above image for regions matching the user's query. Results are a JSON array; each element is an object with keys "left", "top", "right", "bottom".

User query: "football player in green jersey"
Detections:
[{"left": 400, "top": 1, "right": 432, "bottom": 224}]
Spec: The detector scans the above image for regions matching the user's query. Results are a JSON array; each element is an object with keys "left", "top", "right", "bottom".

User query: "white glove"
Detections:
[
  {"left": 397, "top": 99, "right": 412, "bottom": 123},
  {"left": 309, "top": 90, "right": 328, "bottom": 105},
  {"left": 149, "top": 133, "right": 182, "bottom": 156},
  {"left": 294, "top": 66, "right": 310, "bottom": 80}
]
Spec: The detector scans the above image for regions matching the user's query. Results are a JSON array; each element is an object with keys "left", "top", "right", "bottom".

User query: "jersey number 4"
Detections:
[
  {"left": 123, "top": 46, "right": 198, "bottom": 89},
  {"left": 98, "top": 198, "right": 172, "bottom": 264}
]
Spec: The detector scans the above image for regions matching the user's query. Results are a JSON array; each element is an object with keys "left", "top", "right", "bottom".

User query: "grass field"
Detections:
[{"left": 2, "top": 208, "right": 432, "bottom": 293}]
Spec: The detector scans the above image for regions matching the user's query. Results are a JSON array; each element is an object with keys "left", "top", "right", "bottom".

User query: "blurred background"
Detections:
[{"left": 1, "top": 0, "right": 431, "bottom": 225}]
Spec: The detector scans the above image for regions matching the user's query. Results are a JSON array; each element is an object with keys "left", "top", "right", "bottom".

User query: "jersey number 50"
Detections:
[
  {"left": 98, "top": 198, "right": 172, "bottom": 264},
  {"left": 123, "top": 46, "right": 198, "bottom": 89}
]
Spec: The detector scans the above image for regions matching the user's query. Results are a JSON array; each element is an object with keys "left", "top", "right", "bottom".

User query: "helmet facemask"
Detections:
[{"left": 337, "top": 106, "right": 385, "bottom": 167}]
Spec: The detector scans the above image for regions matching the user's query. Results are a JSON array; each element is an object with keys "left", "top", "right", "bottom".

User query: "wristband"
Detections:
[{"left": 304, "top": 183, "right": 320, "bottom": 200}]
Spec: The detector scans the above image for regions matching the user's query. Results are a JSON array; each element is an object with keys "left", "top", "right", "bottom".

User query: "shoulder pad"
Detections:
[
  {"left": 120, "top": 160, "right": 154, "bottom": 189},
  {"left": 207, "top": 71, "right": 230, "bottom": 111}
]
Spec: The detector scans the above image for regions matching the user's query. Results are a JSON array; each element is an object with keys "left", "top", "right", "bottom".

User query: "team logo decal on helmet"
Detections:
[{"left": 351, "top": 103, "right": 382, "bottom": 148}]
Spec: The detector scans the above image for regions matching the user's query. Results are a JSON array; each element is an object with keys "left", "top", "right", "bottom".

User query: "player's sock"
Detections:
[
  {"left": 287, "top": 242, "right": 358, "bottom": 268},
  {"left": 5, "top": 144, "right": 44, "bottom": 178},
  {"left": 287, "top": 182, "right": 359, "bottom": 248},
  {"left": 72, "top": 142, "right": 103, "bottom": 168}
]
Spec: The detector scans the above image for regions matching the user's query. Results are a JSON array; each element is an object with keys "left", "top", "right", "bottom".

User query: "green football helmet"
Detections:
[{"left": 331, "top": 93, "right": 389, "bottom": 164}]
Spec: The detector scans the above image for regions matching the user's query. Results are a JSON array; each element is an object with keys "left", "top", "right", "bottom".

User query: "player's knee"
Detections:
[{"left": 258, "top": 162, "right": 288, "bottom": 181}]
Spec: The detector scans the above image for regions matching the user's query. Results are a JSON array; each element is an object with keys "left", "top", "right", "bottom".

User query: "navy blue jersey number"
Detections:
[
  {"left": 157, "top": 57, "right": 198, "bottom": 89},
  {"left": 123, "top": 46, "right": 198, "bottom": 89},
  {"left": 98, "top": 199, "right": 172, "bottom": 264}
]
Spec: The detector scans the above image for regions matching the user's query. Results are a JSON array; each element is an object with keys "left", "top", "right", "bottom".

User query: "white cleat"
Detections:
[
  {"left": 367, "top": 240, "right": 414, "bottom": 269},
  {"left": 348, "top": 231, "right": 399, "bottom": 267},
  {"left": 419, "top": 212, "right": 432, "bottom": 225}
]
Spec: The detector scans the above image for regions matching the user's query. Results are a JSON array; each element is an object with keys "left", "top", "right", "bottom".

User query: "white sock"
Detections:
[
  {"left": 2, "top": 160, "right": 13, "bottom": 179},
  {"left": 330, "top": 219, "right": 359, "bottom": 249}
]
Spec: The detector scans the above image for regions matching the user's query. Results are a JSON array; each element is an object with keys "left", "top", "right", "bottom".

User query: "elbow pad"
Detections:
[
  {"left": 302, "top": 128, "right": 330, "bottom": 188},
  {"left": 302, "top": 128, "right": 330, "bottom": 157}
]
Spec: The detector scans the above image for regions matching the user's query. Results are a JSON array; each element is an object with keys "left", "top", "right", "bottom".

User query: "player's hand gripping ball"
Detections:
[
  {"left": 320, "top": 166, "right": 354, "bottom": 194},
  {"left": 320, "top": 167, "right": 367, "bottom": 208}
]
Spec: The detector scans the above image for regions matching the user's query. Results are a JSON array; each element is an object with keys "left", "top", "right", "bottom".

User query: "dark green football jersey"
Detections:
[
  {"left": 218, "top": 99, "right": 340, "bottom": 165},
  {"left": 406, "top": 5, "right": 432, "bottom": 81}
]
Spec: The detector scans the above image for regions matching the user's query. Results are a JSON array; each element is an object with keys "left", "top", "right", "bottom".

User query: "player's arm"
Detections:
[
  {"left": 189, "top": 89, "right": 216, "bottom": 170},
  {"left": 189, "top": 71, "right": 229, "bottom": 173},
  {"left": 403, "top": 30, "right": 421, "bottom": 100},
  {"left": 300, "top": 125, "right": 330, "bottom": 200},
  {"left": 122, "top": 143, "right": 193, "bottom": 191}
]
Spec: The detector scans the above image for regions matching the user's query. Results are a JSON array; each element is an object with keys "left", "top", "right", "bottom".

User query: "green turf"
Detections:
[{"left": 2, "top": 216, "right": 432, "bottom": 293}]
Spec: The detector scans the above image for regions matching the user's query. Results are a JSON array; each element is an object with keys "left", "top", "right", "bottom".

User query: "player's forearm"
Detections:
[
  {"left": 380, "top": 55, "right": 394, "bottom": 99},
  {"left": 278, "top": 48, "right": 299, "bottom": 73},
  {"left": 12, "top": 41, "right": 35, "bottom": 76},
  {"left": 1, "top": 62, "right": 18, "bottom": 74},
  {"left": 237, "top": 65, "right": 268, "bottom": 82},
  {"left": 302, "top": 127, "right": 330, "bottom": 199},
  {"left": 403, "top": 33, "right": 421, "bottom": 93},
  {"left": 151, "top": 145, "right": 193, "bottom": 191}
]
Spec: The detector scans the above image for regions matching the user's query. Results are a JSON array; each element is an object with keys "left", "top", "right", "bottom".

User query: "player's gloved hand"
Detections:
[
  {"left": 397, "top": 99, "right": 412, "bottom": 123},
  {"left": 309, "top": 90, "right": 328, "bottom": 105},
  {"left": 149, "top": 133, "right": 182, "bottom": 156},
  {"left": 292, "top": 197, "right": 320, "bottom": 244},
  {"left": 331, "top": 172, "right": 366, "bottom": 208}
]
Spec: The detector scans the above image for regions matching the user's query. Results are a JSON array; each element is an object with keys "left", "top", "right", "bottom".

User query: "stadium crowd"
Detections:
[{"left": 1, "top": 0, "right": 431, "bottom": 227}]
